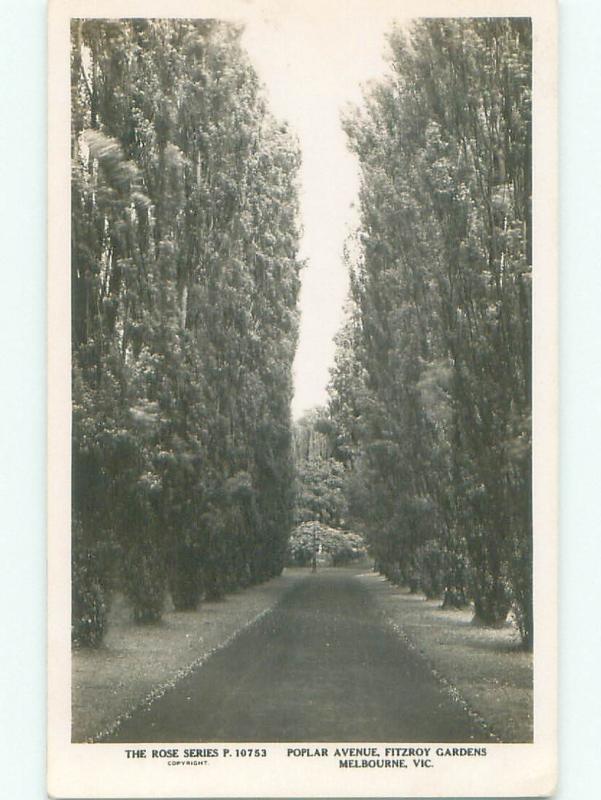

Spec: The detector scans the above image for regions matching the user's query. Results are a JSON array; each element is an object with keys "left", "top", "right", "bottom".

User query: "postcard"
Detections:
[{"left": 48, "top": 0, "right": 557, "bottom": 796}]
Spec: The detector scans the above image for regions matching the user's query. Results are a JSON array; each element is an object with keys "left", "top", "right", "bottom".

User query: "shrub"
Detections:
[
  {"left": 72, "top": 519, "right": 108, "bottom": 647},
  {"left": 416, "top": 541, "right": 445, "bottom": 600},
  {"left": 123, "top": 548, "right": 166, "bottom": 623},
  {"left": 168, "top": 543, "right": 203, "bottom": 611}
]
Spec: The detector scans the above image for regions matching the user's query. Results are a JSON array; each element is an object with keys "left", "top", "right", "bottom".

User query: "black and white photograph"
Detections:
[{"left": 47, "top": 0, "right": 557, "bottom": 796}]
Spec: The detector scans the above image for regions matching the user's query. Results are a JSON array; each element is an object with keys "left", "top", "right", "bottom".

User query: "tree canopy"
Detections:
[
  {"left": 71, "top": 19, "right": 302, "bottom": 643},
  {"left": 329, "top": 18, "right": 533, "bottom": 646}
]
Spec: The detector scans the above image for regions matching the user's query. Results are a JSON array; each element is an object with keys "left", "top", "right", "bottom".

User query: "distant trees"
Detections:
[
  {"left": 329, "top": 19, "right": 533, "bottom": 647},
  {"left": 71, "top": 20, "right": 301, "bottom": 645},
  {"left": 287, "top": 522, "right": 366, "bottom": 567},
  {"left": 292, "top": 410, "right": 348, "bottom": 529}
]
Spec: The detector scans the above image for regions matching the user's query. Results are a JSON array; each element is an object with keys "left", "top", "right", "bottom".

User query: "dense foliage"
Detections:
[
  {"left": 292, "top": 410, "right": 348, "bottom": 528},
  {"left": 329, "top": 19, "right": 533, "bottom": 646},
  {"left": 71, "top": 20, "right": 302, "bottom": 644},
  {"left": 286, "top": 522, "right": 366, "bottom": 568},
  {"left": 290, "top": 413, "right": 362, "bottom": 568}
]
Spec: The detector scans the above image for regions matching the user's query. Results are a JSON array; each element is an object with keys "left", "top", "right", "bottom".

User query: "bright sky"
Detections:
[{"left": 242, "top": 2, "right": 406, "bottom": 418}]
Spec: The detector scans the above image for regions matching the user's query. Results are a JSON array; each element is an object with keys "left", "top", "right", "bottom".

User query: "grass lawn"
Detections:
[
  {"left": 359, "top": 572, "right": 533, "bottom": 742},
  {"left": 72, "top": 568, "right": 308, "bottom": 741}
]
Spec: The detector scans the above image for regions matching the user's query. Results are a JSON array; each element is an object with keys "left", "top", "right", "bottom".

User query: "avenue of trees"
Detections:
[
  {"left": 71, "top": 20, "right": 302, "bottom": 645},
  {"left": 327, "top": 19, "right": 533, "bottom": 647}
]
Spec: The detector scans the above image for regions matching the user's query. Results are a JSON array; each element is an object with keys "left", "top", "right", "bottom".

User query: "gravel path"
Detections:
[
  {"left": 72, "top": 570, "right": 308, "bottom": 741},
  {"left": 106, "top": 569, "right": 492, "bottom": 743}
]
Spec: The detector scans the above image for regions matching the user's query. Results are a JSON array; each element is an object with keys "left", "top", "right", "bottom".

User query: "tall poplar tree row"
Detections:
[
  {"left": 71, "top": 19, "right": 301, "bottom": 644},
  {"left": 330, "top": 19, "right": 533, "bottom": 647}
]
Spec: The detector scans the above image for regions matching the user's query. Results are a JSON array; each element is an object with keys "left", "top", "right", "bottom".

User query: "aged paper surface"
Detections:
[{"left": 48, "top": 0, "right": 557, "bottom": 796}]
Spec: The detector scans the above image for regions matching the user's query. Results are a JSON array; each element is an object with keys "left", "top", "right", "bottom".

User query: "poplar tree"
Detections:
[
  {"left": 71, "top": 19, "right": 301, "bottom": 643},
  {"left": 335, "top": 18, "right": 533, "bottom": 645}
]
